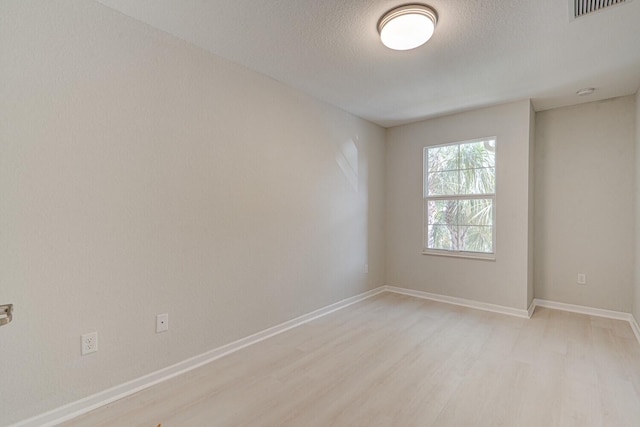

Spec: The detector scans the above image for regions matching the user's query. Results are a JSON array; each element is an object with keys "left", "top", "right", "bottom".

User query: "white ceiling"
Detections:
[{"left": 95, "top": 0, "right": 640, "bottom": 127}]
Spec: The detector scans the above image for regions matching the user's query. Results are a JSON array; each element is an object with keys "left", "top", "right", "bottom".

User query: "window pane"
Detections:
[
  {"left": 458, "top": 226, "right": 493, "bottom": 253},
  {"left": 428, "top": 171, "right": 459, "bottom": 196},
  {"left": 427, "top": 145, "right": 459, "bottom": 172},
  {"left": 459, "top": 167, "right": 495, "bottom": 195},
  {"left": 457, "top": 199, "right": 493, "bottom": 226},
  {"left": 427, "top": 225, "right": 454, "bottom": 251},
  {"left": 459, "top": 140, "right": 495, "bottom": 169},
  {"left": 427, "top": 200, "right": 459, "bottom": 225}
]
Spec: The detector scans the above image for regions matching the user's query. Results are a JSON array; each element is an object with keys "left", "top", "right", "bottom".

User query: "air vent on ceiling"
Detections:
[{"left": 573, "top": 0, "right": 628, "bottom": 19}]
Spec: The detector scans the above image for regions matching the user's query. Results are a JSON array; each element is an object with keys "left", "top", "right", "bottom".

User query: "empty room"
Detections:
[{"left": 2, "top": 0, "right": 640, "bottom": 426}]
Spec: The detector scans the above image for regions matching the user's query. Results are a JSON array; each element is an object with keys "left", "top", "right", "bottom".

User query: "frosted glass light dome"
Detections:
[{"left": 378, "top": 5, "right": 438, "bottom": 51}]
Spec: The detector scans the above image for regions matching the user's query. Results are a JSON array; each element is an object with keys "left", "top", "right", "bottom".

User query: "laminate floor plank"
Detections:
[{"left": 61, "top": 293, "right": 640, "bottom": 427}]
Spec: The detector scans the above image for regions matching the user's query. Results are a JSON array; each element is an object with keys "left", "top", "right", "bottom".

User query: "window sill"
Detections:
[{"left": 422, "top": 250, "right": 496, "bottom": 261}]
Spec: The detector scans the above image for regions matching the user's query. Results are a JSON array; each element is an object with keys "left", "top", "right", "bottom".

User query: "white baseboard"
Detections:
[
  {"left": 533, "top": 299, "right": 631, "bottom": 321},
  {"left": 527, "top": 300, "right": 536, "bottom": 318},
  {"left": 533, "top": 299, "right": 640, "bottom": 345},
  {"left": 12, "top": 286, "right": 386, "bottom": 427},
  {"left": 628, "top": 314, "right": 640, "bottom": 344},
  {"left": 383, "top": 286, "right": 531, "bottom": 319}
]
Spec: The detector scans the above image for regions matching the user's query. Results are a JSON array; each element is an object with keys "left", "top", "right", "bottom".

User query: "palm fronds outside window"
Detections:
[{"left": 424, "top": 138, "right": 496, "bottom": 257}]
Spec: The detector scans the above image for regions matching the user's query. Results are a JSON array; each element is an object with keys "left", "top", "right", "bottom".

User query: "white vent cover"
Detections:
[{"left": 573, "top": 0, "right": 628, "bottom": 18}]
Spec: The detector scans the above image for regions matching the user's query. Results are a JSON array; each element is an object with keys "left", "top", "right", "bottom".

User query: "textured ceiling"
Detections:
[{"left": 95, "top": 0, "right": 640, "bottom": 127}]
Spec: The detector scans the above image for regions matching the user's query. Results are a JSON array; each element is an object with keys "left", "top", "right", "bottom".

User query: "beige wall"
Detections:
[
  {"left": 534, "top": 96, "right": 635, "bottom": 312},
  {"left": 385, "top": 100, "right": 534, "bottom": 310},
  {"left": 0, "top": 1, "right": 386, "bottom": 424},
  {"left": 635, "top": 90, "right": 640, "bottom": 321}
]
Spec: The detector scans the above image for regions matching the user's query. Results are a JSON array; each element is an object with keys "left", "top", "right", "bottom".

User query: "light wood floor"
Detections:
[{"left": 62, "top": 292, "right": 640, "bottom": 427}]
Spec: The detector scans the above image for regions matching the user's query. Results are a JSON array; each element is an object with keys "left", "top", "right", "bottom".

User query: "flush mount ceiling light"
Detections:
[{"left": 378, "top": 4, "right": 438, "bottom": 51}]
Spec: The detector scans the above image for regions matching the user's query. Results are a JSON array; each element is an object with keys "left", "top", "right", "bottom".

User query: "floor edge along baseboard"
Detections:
[
  {"left": 534, "top": 298, "right": 640, "bottom": 344},
  {"left": 12, "top": 288, "right": 640, "bottom": 426},
  {"left": 383, "top": 285, "right": 532, "bottom": 319},
  {"left": 628, "top": 314, "right": 640, "bottom": 344},
  {"left": 12, "top": 287, "right": 385, "bottom": 427}
]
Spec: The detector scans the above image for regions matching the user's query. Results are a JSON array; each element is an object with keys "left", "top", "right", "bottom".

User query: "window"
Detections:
[{"left": 423, "top": 137, "right": 496, "bottom": 258}]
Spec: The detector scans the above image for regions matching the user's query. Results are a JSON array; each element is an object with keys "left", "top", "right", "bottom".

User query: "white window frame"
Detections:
[{"left": 422, "top": 137, "right": 497, "bottom": 260}]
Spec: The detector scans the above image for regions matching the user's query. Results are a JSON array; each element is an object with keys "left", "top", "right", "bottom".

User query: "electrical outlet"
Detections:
[
  {"left": 364, "top": 263, "right": 369, "bottom": 274},
  {"left": 81, "top": 332, "right": 98, "bottom": 355},
  {"left": 156, "top": 313, "right": 169, "bottom": 333},
  {"left": 577, "top": 273, "right": 586, "bottom": 285}
]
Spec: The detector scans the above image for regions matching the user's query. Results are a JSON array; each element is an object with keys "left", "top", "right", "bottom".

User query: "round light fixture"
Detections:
[{"left": 378, "top": 4, "right": 438, "bottom": 51}]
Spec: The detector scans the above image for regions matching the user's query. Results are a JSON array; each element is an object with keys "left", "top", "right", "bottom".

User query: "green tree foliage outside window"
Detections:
[{"left": 424, "top": 138, "right": 496, "bottom": 255}]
